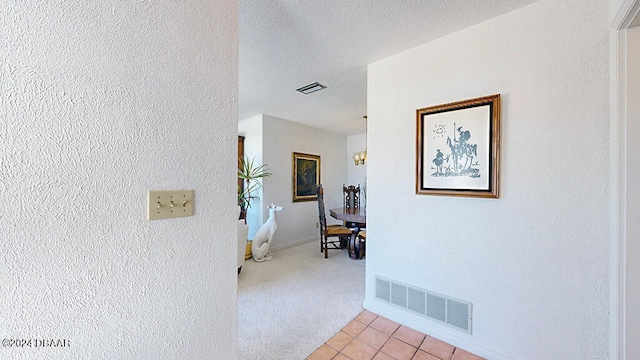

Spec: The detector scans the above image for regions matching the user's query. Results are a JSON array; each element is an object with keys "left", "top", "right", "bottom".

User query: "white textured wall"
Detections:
[
  {"left": 626, "top": 24, "right": 640, "bottom": 360},
  {"left": 611, "top": 0, "right": 630, "bottom": 22},
  {"left": 261, "top": 115, "right": 348, "bottom": 250},
  {"left": 0, "top": 2, "right": 238, "bottom": 359},
  {"left": 365, "top": 1, "right": 610, "bottom": 359}
]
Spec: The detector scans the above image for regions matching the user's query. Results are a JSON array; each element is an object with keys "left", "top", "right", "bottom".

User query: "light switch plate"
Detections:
[{"left": 148, "top": 190, "right": 194, "bottom": 220}]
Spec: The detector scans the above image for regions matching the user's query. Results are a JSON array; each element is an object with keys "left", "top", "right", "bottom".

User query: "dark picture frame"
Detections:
[
  {"left": 416, "top": 94, "right": 500, "bottom": 198},
  {"left": 292, "top": 152, "right": 321, "bottom": 202}
]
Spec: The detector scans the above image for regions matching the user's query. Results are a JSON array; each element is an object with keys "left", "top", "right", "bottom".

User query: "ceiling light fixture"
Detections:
[
  {"left": 296, "top": 82, "right": 326, "bottom": 95},
  {"left": 353, "top": 116, "right": 367, "bottom": 166}
]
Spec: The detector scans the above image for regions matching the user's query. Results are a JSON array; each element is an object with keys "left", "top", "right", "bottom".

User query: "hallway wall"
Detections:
[
  {"left": 0, "top": 2, "right": 238, "bottom": 359},
  {"left": 365, "top": 0, "right": 610, "bottom": 358}
]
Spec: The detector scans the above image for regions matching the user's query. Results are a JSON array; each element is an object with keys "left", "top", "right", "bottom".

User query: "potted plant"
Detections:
[
  {"left": 238, "top": 155, "right": 271, "bottom": 260},
  {"left": 238, "top": 155, "right": 272, "bottom": 219}
]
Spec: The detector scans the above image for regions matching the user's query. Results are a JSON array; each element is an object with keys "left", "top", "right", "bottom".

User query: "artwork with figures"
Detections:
[
  {"left": 427, "top": 107, "right": 489, "bottom": 187},
  {"left": 292, "top": 152, "right": 321, "bottom": 202},
  {"left": 416, "top": 94, "right": 500, "bottom": 198}
]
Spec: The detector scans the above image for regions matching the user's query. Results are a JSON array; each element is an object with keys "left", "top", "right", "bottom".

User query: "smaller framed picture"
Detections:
[
  {"left": 292, "top": 152, "right": 321, "bottom": 202},
  {"left": 416, "top": 94, "right": 500, "bottom": 198}
]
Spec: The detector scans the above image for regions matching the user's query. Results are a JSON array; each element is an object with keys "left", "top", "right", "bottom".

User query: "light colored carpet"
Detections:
[{"left": 238, "top": 240, "right": 365, "bottom": 360}]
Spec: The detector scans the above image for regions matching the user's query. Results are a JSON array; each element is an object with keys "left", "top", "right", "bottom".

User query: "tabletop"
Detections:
[{"left": 329, "top": 207, "right": 366, "bottom": 224}]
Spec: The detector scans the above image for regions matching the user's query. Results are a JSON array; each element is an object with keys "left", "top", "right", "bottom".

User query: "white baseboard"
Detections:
[{"left": 270, "top": 236, "right": 318, "bottom": 252}]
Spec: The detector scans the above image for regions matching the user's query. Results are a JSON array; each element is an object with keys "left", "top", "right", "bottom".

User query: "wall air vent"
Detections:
[
  {"left": 295, "top": 82, "right": 326, "bottom": 95},
  {"left": 375, "top": 276, "right": 472, "bottom": 334}
]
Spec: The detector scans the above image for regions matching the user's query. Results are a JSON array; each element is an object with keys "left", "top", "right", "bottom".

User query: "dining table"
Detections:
[{"left": 329, "top": 207, "right": 366, "bottom": 260}]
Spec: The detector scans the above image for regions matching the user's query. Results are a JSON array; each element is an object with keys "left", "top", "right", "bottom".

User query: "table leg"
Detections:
[{"left": 348, "top": 228, "right": 363, "bottom": 260}]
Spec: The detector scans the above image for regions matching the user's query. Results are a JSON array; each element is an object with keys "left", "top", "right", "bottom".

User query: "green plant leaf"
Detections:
[{"left": 238, "top": 155, "right": 272, "bottom": 209}]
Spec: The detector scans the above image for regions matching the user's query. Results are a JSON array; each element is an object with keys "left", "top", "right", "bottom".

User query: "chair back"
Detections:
[
  {"left": 316, "top": 184, "right": 328, "bottom": 236},
  {"left": 343, "top": 184, "right": 360, "bottom": 209}
]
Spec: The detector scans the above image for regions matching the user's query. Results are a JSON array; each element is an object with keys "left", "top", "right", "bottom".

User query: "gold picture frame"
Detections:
[
  {"left": 292, "top": 152, "right": 321, "bottom": 202},
  {"left": 416, "top": 94, "right": 500, "bottom": 198}
]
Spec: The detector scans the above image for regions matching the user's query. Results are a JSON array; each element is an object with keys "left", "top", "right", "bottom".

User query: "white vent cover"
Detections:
[
  {"left": 375, "top": 276, "right": 472, "bottom": 334},
  {"left": 295, "top": 82, "right": 326, "bottom": 94}
]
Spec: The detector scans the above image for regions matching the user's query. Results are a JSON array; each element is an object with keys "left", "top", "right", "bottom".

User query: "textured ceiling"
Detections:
[{"left": 239, "top": 0, "right": 537, "bottom": 135}]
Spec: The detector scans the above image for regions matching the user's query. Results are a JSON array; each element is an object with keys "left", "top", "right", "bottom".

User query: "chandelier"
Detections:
[
  {"left": 352, "top": 116, "right": 367, "bottom": 166},
  {"left": 353, "top": 149, "right": 367, "bottom": 165}
]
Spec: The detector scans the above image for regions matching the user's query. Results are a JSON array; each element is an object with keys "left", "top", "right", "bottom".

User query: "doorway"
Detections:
[
  {"left": 612, "top": 2, "right": 640, "bottom": 358},
  {"left": 624, "top": 23, "right": 640, "bottom": 359}
]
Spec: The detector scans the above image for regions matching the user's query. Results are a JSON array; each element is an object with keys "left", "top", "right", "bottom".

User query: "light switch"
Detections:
[{"left": 148, "top": 190, "right": 194, "bottom": 220}]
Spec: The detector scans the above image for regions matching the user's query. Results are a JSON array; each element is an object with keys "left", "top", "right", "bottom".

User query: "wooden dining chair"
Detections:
[
  {"left": 317, "top": 184, "right": 352, "bottom": 258},
  {"left": 343, "top": 184, "right": 360, "bottom": 209},
  {"left": 343, "top": 184, "right": 365, "bottom": 229}
]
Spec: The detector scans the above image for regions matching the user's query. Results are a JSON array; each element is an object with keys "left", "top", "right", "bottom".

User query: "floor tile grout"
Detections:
[{"left": 307, "top": 310, "right": 486, "bottom": 360}]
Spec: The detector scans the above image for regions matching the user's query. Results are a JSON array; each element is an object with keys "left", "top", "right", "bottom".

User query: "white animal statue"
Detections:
[{"left": 252, "top": 203, "right": 284, "bottom": 262}]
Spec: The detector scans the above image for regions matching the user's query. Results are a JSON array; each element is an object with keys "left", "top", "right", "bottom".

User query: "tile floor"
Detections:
[{"left": 307, "top": 310, "right": 485, "bottom": 360}]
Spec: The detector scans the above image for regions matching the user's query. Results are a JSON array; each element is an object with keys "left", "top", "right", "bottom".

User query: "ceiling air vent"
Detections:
[{"left": 296, "top": 82, "right": 326, "bottom": 95}]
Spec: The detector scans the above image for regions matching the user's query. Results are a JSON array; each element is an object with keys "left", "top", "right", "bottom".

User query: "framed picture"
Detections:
[
  {"left": 292, "top": 152, "right": 321, "bottom": 202},
  {"left": 416, "top": 94, "right": 500, "bottom": 198}
]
